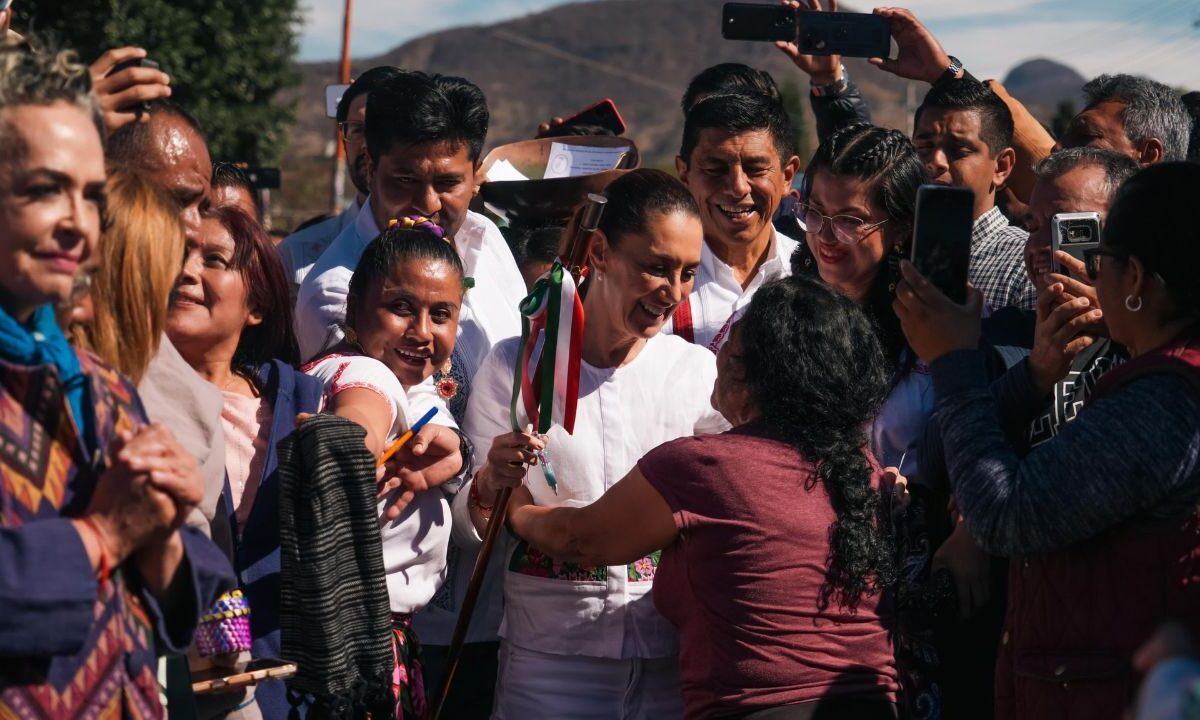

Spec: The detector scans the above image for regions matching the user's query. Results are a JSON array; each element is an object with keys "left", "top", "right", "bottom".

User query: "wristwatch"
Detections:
[
  {"left": 934, "top": 55, "right": 964, "bottom": 86},
  {"left": 810, "top": 64, "right": 849, "bottom": 97}
]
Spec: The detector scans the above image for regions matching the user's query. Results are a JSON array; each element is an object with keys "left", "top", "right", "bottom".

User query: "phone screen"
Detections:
[{"left": 911, "top": 185, "right": 974, "bottom": 304}]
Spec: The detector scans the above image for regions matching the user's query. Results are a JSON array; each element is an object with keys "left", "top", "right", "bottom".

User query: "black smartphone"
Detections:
[
  {"left": 1051, "top": 212, "right": 1101, "bottom": 275},
  {"left": 911, "top": 185, "right": 974, "bottom": 304},
  {"left": 560, "top": 98, "right": 627, "bottom": 135},
  {"left": 797, "top": 11, "right": 891, "bottom": 58},
  {"left": 721, "top": 3, "right": 797, "bottom": 42},
  {"left": 109, "top": 58, "right": 160, "bottom": 76}
]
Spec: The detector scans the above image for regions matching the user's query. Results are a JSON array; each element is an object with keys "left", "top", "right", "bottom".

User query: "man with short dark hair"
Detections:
[
  {"left": 211, "top": 161, "right": 259, "bottom": 218},
  {"left": 278, "top": 66, "right": 401, "bottom": 300},
  {"left": 1060, "top": 74, "right": 1191, "bottom": 165},
  {"left": 297, "top": 70, "right": 524, "bottom": 363},
  {"left": 671, "top": 86, "right": 801, "bottom": 349},
  {"left": 915, "top": 79, "right": 1035, "bottom": 310}
]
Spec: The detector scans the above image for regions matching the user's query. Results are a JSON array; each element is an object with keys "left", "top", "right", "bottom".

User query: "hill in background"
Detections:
[{"left": 274, "top": 0, "right": 1085, "bottom": 228}]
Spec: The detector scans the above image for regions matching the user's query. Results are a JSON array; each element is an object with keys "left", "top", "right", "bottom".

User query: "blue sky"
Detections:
[{"left": 298, "top": 0, "right": 1200, "bottom": 88}]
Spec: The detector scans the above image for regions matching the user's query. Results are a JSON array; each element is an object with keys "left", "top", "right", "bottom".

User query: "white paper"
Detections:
[
  {"left": 486, "top": 159, "right": 530, "bottom": 182},
  {"left": 543, "top": 142, "right": 628, "bottom": 179}
]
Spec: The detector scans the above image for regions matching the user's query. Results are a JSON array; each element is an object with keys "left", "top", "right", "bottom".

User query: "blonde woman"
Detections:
[{"left": 75, "top": 166, "right": 227, "bottom": 531}]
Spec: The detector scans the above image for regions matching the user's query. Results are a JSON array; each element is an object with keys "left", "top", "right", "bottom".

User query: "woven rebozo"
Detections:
[{"left": 276, "top": 414, "right": 394, "bottom": 719}]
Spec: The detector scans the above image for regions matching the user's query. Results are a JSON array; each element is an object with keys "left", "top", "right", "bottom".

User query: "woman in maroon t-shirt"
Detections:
[{"left": 507, "top": 275, "right": 901, "bottom": 719}]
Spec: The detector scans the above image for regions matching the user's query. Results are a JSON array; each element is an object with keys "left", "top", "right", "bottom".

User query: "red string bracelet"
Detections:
[{"left": 78, "top": 516, "right": 110, "bottom": 593}]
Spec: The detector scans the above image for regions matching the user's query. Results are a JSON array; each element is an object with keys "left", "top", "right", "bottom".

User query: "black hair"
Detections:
[
  {"left": 1180, "top": 91, "right": 1200, "bottom": 162},
  {"left": 106, "top": 99, "right": 206, "bottom": 168},
  {"left": 506, "top": 223, "right": 563, "bottom": 270},
  {"left": 681, "top": 63, "right": 781, "bottom": 115},
  {"left": 335, "top": 65, "right": 404, "bottom": 123},
  {"left": 594, "top": 168, "right": 699, "bottom": 247},
  {"left": 793, "top": 123, "right": 924, "bottom": 374},
  {"left": 738, "top": 275, "right": 895, "bottom": 609},
  {"left": 1101, "top": 161, "right": 1200, "bottom": 324},
  {"left": 211, "top": 161, "right": 259, "bottom": 214},
  {"left": 915, "top": 78, "right": 1014, "bottom": 156},
  {"left": 365, "top": 71, "right": 489, "bottom": 163},
  {"left": 680, "top": 90, "right": 795, "bottom": 166},
  {"left": 347, "top": 225, "right": 466, "bottom": 325}
]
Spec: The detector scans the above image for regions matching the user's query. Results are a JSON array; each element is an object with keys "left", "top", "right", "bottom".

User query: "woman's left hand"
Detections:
[{"left": 893, "top": 260, "right": 984, "bottom": 364}]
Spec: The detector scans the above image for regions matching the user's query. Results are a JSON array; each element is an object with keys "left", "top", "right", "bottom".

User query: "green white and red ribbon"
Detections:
[{"left": 509, "top": 259, "right": 585, "bottom": 491}]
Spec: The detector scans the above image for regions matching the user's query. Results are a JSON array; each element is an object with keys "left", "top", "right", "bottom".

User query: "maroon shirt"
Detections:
[{"left": 639, "top": 423, "right": 899, "bottom": 719}]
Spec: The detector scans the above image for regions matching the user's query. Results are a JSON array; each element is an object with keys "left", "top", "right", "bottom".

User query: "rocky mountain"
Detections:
[
  {"left": 1001, "top": 57, "right": 1087, "bottom": 124},
  {"left": 274, "top": 0, "right": 1083, "bottom": 227}
]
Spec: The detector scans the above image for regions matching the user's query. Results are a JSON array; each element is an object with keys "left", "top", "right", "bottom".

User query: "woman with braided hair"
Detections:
[
  {"left": 791, "top": 122, "right": 928, "bottom": 478},
  {"left": 505, "top": 275, "right": 901, "bottom": 719}
]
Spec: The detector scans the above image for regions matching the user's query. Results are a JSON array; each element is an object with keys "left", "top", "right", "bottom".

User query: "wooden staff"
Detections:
[{"left": 433, "top": 194, "right": 607, "bottom": 719}]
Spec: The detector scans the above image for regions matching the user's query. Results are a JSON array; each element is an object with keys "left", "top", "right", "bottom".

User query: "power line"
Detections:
[{"left": 489, "top": 27, "right": 678, "bottom": 95}]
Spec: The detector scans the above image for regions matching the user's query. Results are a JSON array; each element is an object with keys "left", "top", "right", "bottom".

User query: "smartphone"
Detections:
[
  {"left": 911, "top": 185, "right": 974, "bottom": 304},
  {"left": 325, "top": 83, "right": 350, "bottom": 119},
  {"left": 560, "top": 98, "right": 627, "bottom": 135},
  {"left": 109, "top": 58, "right": 160, "bottom": 76},
  {"left": 1051, "top": 212, "right": 1101, "bottom": 275},
  {"left": 191, "top": 658, "right": 297, "bottom": 694},
  {"left": 797, "top": 11, "right": 891, "bottom": 58},
  {"left": 721, "top": 3, "right": 797, "bottom": 42}
]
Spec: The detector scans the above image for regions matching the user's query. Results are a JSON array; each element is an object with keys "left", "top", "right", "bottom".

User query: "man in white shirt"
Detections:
[
  {"left": 278, "top": 66, "right": 401, "bottom": 303},
  {"left": 670, "top": 78, "right": 802, "bottom": 350}
]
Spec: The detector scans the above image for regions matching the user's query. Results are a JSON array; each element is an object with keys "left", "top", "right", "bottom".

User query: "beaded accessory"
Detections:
[
  {"left": 387, "top": 215, "right": 445, "bottom": 239},
  {"left": 196, "top": 589, "right": 253, "bottom": 656}
]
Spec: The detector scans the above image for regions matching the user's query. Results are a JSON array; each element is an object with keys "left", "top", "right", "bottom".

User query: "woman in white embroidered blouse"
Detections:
[
  {"left": 458, "top": 169, "right": 730, "bottom": 720},
  {"left": 303, "top": 224, "right": 470, "bottom": 716}
]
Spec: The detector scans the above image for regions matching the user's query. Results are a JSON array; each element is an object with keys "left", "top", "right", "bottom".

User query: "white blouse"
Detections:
[
  {"left": 455, "top": 332, "right": 730, "bottom": 660},
  {"left": 303, "top": 353, "right": 458, "bottom": 615}
]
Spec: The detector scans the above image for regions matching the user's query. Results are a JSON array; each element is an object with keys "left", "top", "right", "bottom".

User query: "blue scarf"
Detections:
[{"left": 0, "top": 303, "right": 93, "bottom": 450}]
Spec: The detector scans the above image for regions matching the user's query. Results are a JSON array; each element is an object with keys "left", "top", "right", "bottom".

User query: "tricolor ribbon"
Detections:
[{"left": 509, "top": 258, "right": 585, "bottom": 492}]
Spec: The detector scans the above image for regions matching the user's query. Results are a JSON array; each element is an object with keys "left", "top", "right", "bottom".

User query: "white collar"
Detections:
[
  {"left": 700, "top": 228, "right": 791, "bottom": 290},
  {"left": 352, "top": 196, "right": 382, "bottom": 249}
]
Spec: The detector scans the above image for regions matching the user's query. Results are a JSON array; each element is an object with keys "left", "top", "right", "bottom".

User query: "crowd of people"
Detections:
[{"left": 1, "top": 1, "right": 1198, "bottom": 719}]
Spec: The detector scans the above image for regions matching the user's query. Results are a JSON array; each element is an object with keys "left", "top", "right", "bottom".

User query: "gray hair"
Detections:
[
  {"left": 1082, "top": 74, "right": 1190, "bottom": 162},
  {"left": 1035, "top": 146, "right": 1140, "bottom": 203},
  {"left": 0, "top": 37, "right": 103, "bottom": 167}
]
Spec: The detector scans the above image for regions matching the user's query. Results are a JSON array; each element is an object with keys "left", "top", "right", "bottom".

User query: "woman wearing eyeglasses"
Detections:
[
  {"left": 791, "top": 122, "right": 929, "bottom": 479},
  {"left": 892, "top": 160, "right": 1200, "bottom": 719}
]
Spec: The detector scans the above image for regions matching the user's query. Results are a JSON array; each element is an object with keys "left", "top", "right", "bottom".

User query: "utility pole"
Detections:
[{"left": 331, "top": 0, "right": 353, "bottom": 213}]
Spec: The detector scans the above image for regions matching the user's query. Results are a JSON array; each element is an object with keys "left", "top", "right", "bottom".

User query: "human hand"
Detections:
[
  {"left": 89, "top": 47, "right": 172, "bottom": 133},
  {"left": 775, "top": 0, "right": 843, "bottom": 85},
  {"left": 376, "top": 424, "right": 463, "bottom": 521},
  {"left": 893, "top": 260, "right": 984, "bottom": 364},
  {"left": 882, "top": 466, "right": 910, "bottom": 520},
  {"left": 868, "top": 7, "right": 953, "bottom": 84},
  {"left": 83, "top": 428, "right": 181, "bottom": 564},
  {"left": 535, "top": 116, "right": 567, "bottom": 138},
  {"left": 1048, "top": 251, "right": 1105, "bottom": 332},
  {"left": 931, "top": 516, "right": 991, "bottom": 619},
  {"left": 1028, "top": 282, "right": 1102, "bottom": 395},
  {"left": 478, "top": 430, "right": 545, "bottom": 502}
]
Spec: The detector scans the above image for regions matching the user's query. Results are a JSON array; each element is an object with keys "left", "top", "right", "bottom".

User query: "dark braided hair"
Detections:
[
  {"left": 347, "top": 225, "right": 466, "bottom": 327},
  {"left": 738, "top": 275, "right": 895, "bottom": 609},
  {"left": 793, "top": 123, "right": 924, "bottom": 376}
]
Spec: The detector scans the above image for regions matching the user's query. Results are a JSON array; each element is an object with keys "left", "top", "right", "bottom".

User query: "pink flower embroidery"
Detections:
[{"left": 436, "top": 377, "right": 458, "bottom": 401}]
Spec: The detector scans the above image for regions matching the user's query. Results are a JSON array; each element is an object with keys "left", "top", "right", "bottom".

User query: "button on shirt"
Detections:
[
  {"left": 971, "top": 207, "right": 1036, "bottom": 311},
  {"left": 294, "top": 199, "right": 526, "bottom": 378},
  {"left": 277, "top": 202, "right": 360, "bottom": 304},
  {"left": 663, "top": 230, "right": 799, "bottom": 350}
]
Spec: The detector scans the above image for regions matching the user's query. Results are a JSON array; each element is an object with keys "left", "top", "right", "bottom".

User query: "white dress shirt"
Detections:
[
  {"left": 663, "top": 230, "right": 799, "bottom": 350},
  {"left": 277, "top": 201, "right": 360, "bottom": 304},
  {"left": 454, "top": 333, "right": 730, "bottom": 660},
  {"left": 294, "top": 199, "right": 525, "bottom": 373}
]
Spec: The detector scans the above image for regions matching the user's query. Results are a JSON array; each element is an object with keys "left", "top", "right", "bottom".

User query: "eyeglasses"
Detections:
[
  {"left": 797, "top": 203, "right": 889, "bottom": 245},
  {"left": 1082, "top": 248, "right": 1123, "bottom": 281},
  {"left": 338, "top": 121, "right": 364, "bottom": 142}
]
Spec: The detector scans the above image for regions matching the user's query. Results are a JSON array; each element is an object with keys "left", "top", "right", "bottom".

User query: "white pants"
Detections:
[{"left": 492, "top": 642, "right": 684, "bottom": 720}]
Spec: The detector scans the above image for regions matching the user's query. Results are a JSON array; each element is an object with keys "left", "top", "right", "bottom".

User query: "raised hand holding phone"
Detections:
[
  {"left": 868, "top": 7, "right": 956, "bottom": 84},
  {"left": 775, "top": 0, "right": 843, "bottom": 85}
]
